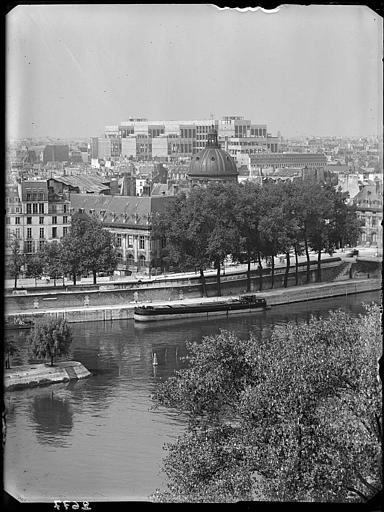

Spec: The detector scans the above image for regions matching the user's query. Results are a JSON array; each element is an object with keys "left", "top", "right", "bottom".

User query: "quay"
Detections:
[
  {"left": 4, "top": 361, "right": 91, "bottom": 391},
  {"left": 5, "top": 278, "right": 381, "bottom": 324}
]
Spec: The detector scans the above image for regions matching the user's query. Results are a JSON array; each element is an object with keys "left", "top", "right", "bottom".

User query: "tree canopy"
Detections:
[
  {"left": 151, "top": 304, "right": 382, "bottom": 503},
  {"left": 27, "top": 316, "right": 73, "bottom": 366},
  {"left": 7, "top": 234, "right": 25, "bottom": 289},
  {"left": 61, "top": 215, "right": 118, "bottom": 284},
  {"left": 153, "top": 178, "right": 362, "bottom": 294}
]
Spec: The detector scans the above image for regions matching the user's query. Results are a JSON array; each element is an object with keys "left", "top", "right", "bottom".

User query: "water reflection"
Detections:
[{"left": 30, "top": 389, "right": 73, "bottom": 447}]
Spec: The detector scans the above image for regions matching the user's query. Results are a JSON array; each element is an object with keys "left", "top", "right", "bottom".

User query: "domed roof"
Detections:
[{"left": 188, "top": 131, "right": 238, "bottom": 179}]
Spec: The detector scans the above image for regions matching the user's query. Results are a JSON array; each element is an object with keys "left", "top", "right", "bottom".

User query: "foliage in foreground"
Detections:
[
  {"left": 151, "top": 304, "right": 382, "bottom": 503},
  {"left": 27, "top": 316, "right": 73, "bottom": 366}
]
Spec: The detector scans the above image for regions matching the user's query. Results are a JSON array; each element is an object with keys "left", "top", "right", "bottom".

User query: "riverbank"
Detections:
[
  {"left": 4, "top": 361, "right": 91, "bottom": 391},
  {"left": 5, "top": 278, "right": 381, "bottom": 324}
]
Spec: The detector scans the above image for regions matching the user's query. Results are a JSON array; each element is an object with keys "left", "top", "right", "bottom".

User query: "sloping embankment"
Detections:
[{"left": 5, "top": 361, "right": 91, "bottom": 391}]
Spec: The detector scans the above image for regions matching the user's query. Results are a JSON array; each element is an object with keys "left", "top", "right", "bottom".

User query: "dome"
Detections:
[{"left": 188, "top": 131, "right": 238, "bottom": 182}]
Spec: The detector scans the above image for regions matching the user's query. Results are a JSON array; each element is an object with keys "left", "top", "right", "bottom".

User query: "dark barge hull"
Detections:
[{"left": 134, "top": 299, "right": 270, "bottom": 322}]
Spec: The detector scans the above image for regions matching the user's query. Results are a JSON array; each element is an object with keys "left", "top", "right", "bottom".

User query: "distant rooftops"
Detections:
[{"left": 49, "top": 175, "right": 111, "bottom": 194}]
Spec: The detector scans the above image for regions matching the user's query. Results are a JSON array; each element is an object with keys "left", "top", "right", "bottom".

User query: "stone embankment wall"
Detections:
[
  {"left": 5, "top": 259, "right": 350, "bottom": 314},
  {"left": 5, "top": 361, "right": 91, "bottom": 391},
  {"left": 5, "top": 279, "right": 381, "bottom": 325}
]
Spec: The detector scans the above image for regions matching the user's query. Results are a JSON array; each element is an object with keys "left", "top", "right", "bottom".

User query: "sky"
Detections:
[{"left": 6, "top": 4, "right": 383, "bottom": 140}]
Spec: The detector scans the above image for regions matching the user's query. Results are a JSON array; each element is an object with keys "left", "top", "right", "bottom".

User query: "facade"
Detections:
[
  {"left": 188, "top": 131, "right": 238, "bottom": 186},
  {"left": 69, "top": 193, "right": 175, "bottom": 274},
  {"left": 43, "top": 145, "right": 69, "bottom": 164},
  {"left": 5, "top": 180, "right": 70, "bottom": 260},
  {"left": 352, "top": 181, "right": 383, "bottom": 249},
  {"left": 251, "top": 152, "right": 327, "bottom": 169},
  {"left": 98, "top": 137, "right": 121, "bottom": 160}
]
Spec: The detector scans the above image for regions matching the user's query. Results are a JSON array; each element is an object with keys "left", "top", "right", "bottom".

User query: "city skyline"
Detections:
[{"left": 6, "top": 4, "right": 383, "bottom": 140}]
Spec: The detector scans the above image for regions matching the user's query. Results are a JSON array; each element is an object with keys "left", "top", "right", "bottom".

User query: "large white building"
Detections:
[{"left": 94, "top": 116, "right": 281, "bottom": 163}]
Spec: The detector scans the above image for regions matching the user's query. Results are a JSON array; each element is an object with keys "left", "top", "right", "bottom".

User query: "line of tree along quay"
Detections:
[
  {"left": 7, "top": 215, "right": 118, "bottom": 288},
  {"left": 152, "top": 179, "right": 362, "bottom": 297},
  {"left": 6, "top": 179, "right": 361, "bottom": 294},
  {"left": 151, "top": 304, "right": 382, "bottom": 503}
]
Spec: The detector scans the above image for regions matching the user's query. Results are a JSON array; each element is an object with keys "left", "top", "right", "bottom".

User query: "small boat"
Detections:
[
  {"left": 5, "top": 318, "right": 34, "bottom": 330},
  {"left": 134, "top": 294, "right": 270, "bottom": 322}
]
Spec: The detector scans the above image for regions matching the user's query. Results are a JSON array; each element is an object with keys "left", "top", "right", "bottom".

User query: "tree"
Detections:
[
  {"left": 25, "top": 253, "right": 44, "bottom": 286},
  {"left": 153, "top": 190, "right": 212, "bottom": 297},
  {"left": 232, "top": 182, "right": 262, "bottom": 292},
  {"left": 61, "top": 218, "right": 86, "bottom": 286},
  {"left": 203, "top": 183, "right": 241, "bottom": 296},
  {"left": 39, "top": 241, "right": 65, "bottom": 286},
  {"left": 325, "top": 185, "right": 362, "bottom": 250},
  {"left": 152, "top": 305, "right": 382, "bottom": 502},
  {"left": 27, "top": 316, "right": 72, "bottom": 367},
  {"left": 258, "top": 181, "right": 296, "bottom": 289},
  {"left": 7, "top": 234, "right": 25, "bottom": 289},
  {"left": 81, "top": 216, "right": 118, "bottom": 284}
]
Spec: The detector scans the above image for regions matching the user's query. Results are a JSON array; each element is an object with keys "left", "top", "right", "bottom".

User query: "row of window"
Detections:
[
  {"left": 6, "top": 226, "right": 68, "bottom": 241},
  {"left": 26, "top": 203, "right": 45, "bottom": 214},
  {"left": 115, "top": 234, "right": 146, "bottom": 249},
  {"left": 6, "top": 215, "right": 69, "bottom": 225},
  {"left": 25, "top": 192, "right": 45, "bottom": 201}
]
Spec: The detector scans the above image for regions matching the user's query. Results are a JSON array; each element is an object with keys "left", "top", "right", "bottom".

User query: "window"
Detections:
[
  {"left": 25, "top": 240, "right": 33, "bottom": 253},
  {"left": 52, "top": 227, "right": 57, "bottom": 238},
  {"left": 27, "top": 217, "right": 32, "bottom": 224},
  {"left": 63, "top": 227, "right": 68, "bottom": 237},
  {"left": 139, "top": 235, "right": 145, "bottom": 249},
  {"left": 128, "top": 235, "right": 134, "bottom": 248},
  {"left": 52, "top": 216, "right": 57, "bottom": 225},
  {"left": 27, "top": 228, "right": 32, "bottom": 239},
  {"left": 6, "top": 217, "right": 10, "bottom": 225},
  {"left": 63, "top": 204, "right": 67, "bottom": 213},
  {"left": 26, "top": 203, "right": 32, "bottom": 214},
  {"left": 63, "top": 216, "right": 68, "bottom": 224},
  {"left": 116, "top": 234, "right": 122, "bottom": 247},
  {"left": 26, "top": 193, "right": 31, "bottom": 201},
  {"left": 15, "top": 228, "right": 20, "bottom": 238},
  {"left": 33, "top": 203, "right": 38, "bottom": 214},
  {"left": 39, "top": 217, "right": 44, "bottom": 224},
  {"left": 39, "top": 203, "right": 44, "bottom": 214},
  {"left": 40, "top": 228, "right": 44, "bottom": 239},
  {"left": 16, "top": 207, "right": 20, "bottom": 213},
  {"left": 39, "top": 240, "right": 45, "bottom": 250},
  {"left": 38, "top": 193, "right": 44, "bottom": 201},
  {"left": 161, "top": 237, "right": 167, "bottom": 249},
  {"left": 15, "top": 217, "right": 20, "bottom": 225}
]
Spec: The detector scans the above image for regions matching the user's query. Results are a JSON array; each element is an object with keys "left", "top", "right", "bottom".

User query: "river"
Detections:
[{"left": 4, "top": 290, "right": 381, "bottom": 502}]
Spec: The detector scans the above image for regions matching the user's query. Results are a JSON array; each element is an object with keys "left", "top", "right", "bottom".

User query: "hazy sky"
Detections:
[{"left": 6, "top": 4, "right": 383, "bottom": 140}]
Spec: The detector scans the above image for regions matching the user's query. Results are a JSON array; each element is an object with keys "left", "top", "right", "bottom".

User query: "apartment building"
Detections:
[
  {"left": 5, "top": 180, "right": 70, "bottom": 260},
  {"left": 353, "top": 181, "right": 383, "bottom": 248}
]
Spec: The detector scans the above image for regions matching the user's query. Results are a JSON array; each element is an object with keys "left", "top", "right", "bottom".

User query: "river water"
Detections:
[{"left": 4, "top": 290, "right": 381, "bottom": 502}]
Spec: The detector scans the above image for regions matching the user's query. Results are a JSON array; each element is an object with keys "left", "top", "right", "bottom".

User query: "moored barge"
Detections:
[{"left": 134, "top": 295, "right": 270, "bottom": 322}]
